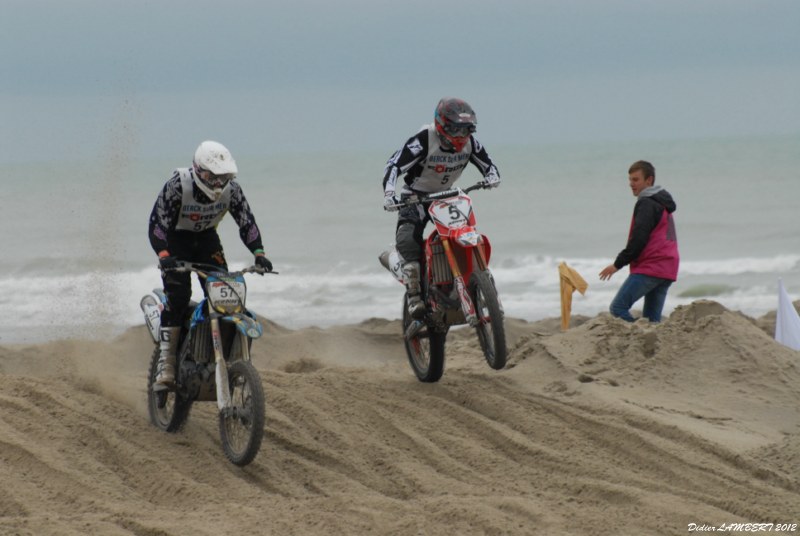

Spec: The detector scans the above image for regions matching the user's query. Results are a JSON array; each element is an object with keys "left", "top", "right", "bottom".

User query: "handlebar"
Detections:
[
  {"left": 462, "top": 182, "right": 489, "bottom": 195},
  {"left": 387, "top": 181, "right": 490, "bottom": 210},
  {"left": 162, "top": 261, "right": 279, "bottom": 277}
]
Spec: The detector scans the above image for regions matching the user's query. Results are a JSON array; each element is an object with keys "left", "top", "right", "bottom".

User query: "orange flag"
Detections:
[{"left": 559, "top": 262, "right": 588, "bottom": 331}]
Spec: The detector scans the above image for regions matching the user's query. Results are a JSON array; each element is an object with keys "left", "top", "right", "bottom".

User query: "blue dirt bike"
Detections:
[{"left": 140, "top": 262, "right": 273, "bottom": 466}]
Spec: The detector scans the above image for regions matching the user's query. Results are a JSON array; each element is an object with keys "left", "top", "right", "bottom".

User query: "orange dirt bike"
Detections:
[
  {"left": 380, "top": 182, "right": 507, "bottom": 382},
  {"left": 140, "top": 262, "right": 273, "bottom": 466}
]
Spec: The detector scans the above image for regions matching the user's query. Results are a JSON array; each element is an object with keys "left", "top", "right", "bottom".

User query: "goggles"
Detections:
[
  {"left": 197, "top": 168, "right": 234, "bottom": 188},
  {"left": 442, "top": 122, "right": 476, "bottom": 137}
]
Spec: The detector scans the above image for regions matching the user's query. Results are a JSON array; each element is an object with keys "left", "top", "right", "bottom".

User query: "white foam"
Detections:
[{"left": 1, "top": 255, "right": 792, "bottom": 344}]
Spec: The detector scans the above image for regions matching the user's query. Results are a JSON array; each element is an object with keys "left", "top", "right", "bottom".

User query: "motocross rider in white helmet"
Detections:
[
  {"left": 148, "top": 140, "right": 273, "bottom": 390},
  {"left": 192, "top": 140, "right": 238, "bottom": 201},
  {"left": 382, "top": 97, "right": 501, "bottom": 319}
]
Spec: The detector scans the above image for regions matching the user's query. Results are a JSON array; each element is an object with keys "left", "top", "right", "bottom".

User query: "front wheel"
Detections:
[
  {"left": 469, "top": 270, "right": 507, "bottom": 370},
  {"left": 147, "top": 346, "right": 193, "bottom": 432},
  {"left": 219, "top": 360, "right": 265, "bottom": 466},
  {"left": 402, "top": 294, "right": 446, "bottom": 382}
]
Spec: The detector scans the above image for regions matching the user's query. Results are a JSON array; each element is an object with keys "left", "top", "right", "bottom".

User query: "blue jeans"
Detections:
[{"left": 609, "top": 273, "right": 673, "bottom": 323}]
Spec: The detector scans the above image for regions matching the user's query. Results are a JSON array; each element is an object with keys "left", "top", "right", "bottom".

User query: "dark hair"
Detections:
[{"left": 629, "top": 160, "right": 655, "bottom": 182}]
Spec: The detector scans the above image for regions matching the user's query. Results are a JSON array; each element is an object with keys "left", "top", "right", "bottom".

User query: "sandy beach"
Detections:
[{"left": 1, "top": 300, "right": 798, "bottom": 535}]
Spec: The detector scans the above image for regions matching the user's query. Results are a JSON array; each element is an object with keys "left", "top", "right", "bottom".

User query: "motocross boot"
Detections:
[
  {"left": 402, "top": 261, "right": 426, "bottom": 319},
  {"left": 154, "top": 326, "right": 180, "bottom": 389}
]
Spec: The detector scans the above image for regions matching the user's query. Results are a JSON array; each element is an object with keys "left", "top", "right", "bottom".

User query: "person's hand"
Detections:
[
  {"left": 159, "top": 253, "right": 178, "bottom": 271},
  {"left": 485, "top": 173, "right": 501, "bottom": 189},
  {"left": 255, "top": 255, "right": 273, "bottom": 272},
  {"left": 599, "top": 264, "right": 618, "bottom": 281},
  {"left": 384, "top": 192, "right": 400, "bottom": 211}
]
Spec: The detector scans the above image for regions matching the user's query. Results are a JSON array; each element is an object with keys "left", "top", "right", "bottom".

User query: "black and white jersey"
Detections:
[
  {"left": 148, "top": 168, "right": 264, "bottom": 255},
  {"left": 382, "top": 123, "right": 500, "bottom": 195}
]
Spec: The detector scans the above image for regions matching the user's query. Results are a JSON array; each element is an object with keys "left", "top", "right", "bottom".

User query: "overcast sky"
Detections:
[{"left": 2, "top": 0, "right": 798, "bottom": 162}]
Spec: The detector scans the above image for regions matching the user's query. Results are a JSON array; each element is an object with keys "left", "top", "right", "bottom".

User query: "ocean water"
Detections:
[{"left": 3, "top": 134, "right": 799, "bottom": 343}]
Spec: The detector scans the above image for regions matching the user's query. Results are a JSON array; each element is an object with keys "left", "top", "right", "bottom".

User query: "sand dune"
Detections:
[{"left": 1, "top": 301, "right": 798, "bottom": 535}]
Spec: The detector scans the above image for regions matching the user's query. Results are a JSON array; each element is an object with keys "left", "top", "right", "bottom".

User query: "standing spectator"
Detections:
[{"left": 599, "top": 160, "right": 679, "bottom": 322}]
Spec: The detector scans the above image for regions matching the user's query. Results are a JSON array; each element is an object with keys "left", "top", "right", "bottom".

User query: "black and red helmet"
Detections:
[{"left": 434, "top": 97, "right": 477, "bottom": 151}]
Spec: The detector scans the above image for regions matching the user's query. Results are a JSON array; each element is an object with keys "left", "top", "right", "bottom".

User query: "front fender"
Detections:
[{"left": 221, "top": 312, "right": 263, "bottom": 339}]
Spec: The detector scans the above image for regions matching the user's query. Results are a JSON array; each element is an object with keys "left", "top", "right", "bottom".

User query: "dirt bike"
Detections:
[
  {"left": 379, "top": 182, "right": 507, "bottom": 382},
  {"left": 140, "top": 262, "right": 272, "bottom": 466}
]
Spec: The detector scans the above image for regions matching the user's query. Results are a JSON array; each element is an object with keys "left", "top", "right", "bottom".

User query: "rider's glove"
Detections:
[
  {"left": 485, "top": 171, "right": 501, "bottom": 189},
  {"left": 255, "top": 254, "right": 273, "bottom": 272},
  {"left": 158, "top": 251, "right": 178, "bottom": 271},
  {"left": 383, "top": 192, "right": 400, "bottom": 212}
]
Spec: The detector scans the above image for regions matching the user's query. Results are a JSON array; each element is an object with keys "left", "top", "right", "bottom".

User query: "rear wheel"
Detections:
[
  {"left": 402, "top": 294, "right": 446, "bottom": 382},
  {"left": 469, "top": 270, "right": 507, "bottom": 370},
  {"left": 147, "top": 346, "right": 192, "bottom": 432},
  {"left": 219, "top": 360, "right": 265, "bottom": 466}
]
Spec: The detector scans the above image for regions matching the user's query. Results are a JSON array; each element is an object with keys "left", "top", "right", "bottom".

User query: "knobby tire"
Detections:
[
  {"left": 147, "top": 346, "right": 193, "bottom": 433},
  {"left": 218, "top": 360, "right": 265, "bottom": 466},
  {"left": 470, "top": 270, "right": 507, "bottom": 370},
  {"left": 402, "top": 294, "right": 446, "bottom": 382}
]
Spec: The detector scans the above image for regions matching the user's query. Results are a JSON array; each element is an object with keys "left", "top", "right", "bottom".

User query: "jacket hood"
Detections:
[{"left": 639, "top": 185, "right": 676, "bottom": 213}]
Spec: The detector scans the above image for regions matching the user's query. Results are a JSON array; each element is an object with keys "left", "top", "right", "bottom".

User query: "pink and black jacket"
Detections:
[{"left": 613, "top": 186, "right": 679, "bottom": 281}]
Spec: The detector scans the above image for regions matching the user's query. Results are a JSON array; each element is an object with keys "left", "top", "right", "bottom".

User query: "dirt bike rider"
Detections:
[
  {"left": 148, "top": 140, "right": 273, "bottom": 390},
  {"left": 383, "top": 97, "right": 501, "bottom": 319}
]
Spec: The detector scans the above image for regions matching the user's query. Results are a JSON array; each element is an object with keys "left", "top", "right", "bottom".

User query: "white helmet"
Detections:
[{"left": 192, "top": 140, "right": 238, "bottom": 200}]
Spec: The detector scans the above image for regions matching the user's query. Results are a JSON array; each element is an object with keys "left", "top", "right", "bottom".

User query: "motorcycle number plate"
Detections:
[
  {"left": 429, "top": 196, "right": 472, "bottom": 230},
  {"left": 207, "top": 278, "right": 246, "bottom": 313}
]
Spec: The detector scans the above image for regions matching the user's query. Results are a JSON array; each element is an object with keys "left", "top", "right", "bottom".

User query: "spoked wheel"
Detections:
[
  {"left": 219, "top": 360, "right": 265, "bottom": 466},
  {"left": 469, "top": 270, "right": 507, "bottom": 370},
  {"left": 147, "top": 346, "right": 192, "bottom": 432},
  {"left": 402, "top": 294, "right": 446, "bottom": 382}
]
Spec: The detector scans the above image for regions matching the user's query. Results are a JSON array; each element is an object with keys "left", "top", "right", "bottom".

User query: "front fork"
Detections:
[
  {"left": 209, "top": 313, "right": 233, "bottom": 411},
  {"left": 210, "top": 309, "right": 254, "bottom": 410},
  {"left": 441, "top": 238, "right": 486, "bottom": 327}
]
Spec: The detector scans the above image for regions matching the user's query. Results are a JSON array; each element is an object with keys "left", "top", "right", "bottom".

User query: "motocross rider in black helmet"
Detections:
[{"left": 382, "top": 97, "right": 501, "bottom": 319}]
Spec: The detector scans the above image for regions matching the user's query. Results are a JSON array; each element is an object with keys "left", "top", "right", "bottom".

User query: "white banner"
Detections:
[{"left": 775, "top": 279, "right": 800, "bottom": 351}]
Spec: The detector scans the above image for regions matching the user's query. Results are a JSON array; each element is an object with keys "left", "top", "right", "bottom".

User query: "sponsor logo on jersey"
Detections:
[
  {"left": 187, "top": 212, "right": 222, "bottom": 222},
  {"left": 431, "top": 163, "right": 468, "bottom": 174},
  {"left": 181, "top": 201, "right": 228, "bottom": 222},
  {"left": 427, "top": 153, "right": 470, "bottom": 164},
  {"left": 183, "top": 202, "right": 227, "bottom": 213}
]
